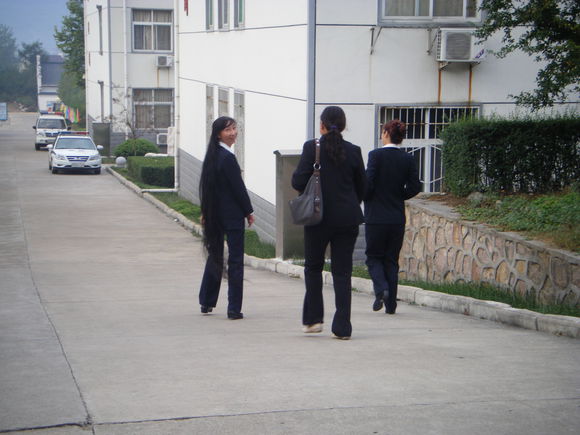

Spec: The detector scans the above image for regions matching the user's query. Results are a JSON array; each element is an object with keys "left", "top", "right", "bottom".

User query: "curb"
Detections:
[{"left": 107, "top": 167, "right": 580, "bottom": 339}]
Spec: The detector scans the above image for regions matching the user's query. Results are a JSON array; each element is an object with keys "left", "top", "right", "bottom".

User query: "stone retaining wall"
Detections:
[{"left": 400, "top": 199, "right": 580, "bottom": 307}]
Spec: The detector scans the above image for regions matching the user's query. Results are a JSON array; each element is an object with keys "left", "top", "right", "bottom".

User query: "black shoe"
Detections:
[
  {"left": 385, "top": 301, "right": 397, "bottom": 315},
  {"left": 227, "top": 311, "right": 243, "bottom": 320},
  {"left": 372, "top": 295, "right": 384, "bottom": 312},
  {"left": 200, "top": 305, "right": 213, "bottom": 314}
]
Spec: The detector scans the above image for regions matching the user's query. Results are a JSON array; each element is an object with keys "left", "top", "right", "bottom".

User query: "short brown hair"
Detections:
[{"left": 382, "top": 120, "right": 406, "bottom": 144}]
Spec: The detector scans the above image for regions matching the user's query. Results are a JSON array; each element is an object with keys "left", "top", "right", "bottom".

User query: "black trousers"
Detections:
[
  {"left": 303, "top": 224, "right": 359, "bottom": 337},
  {"left": 365, "top": 223, "right": 405, "bottom": 312},
  {"left": 199, "top": 228, "right": 245, "bottom": 313}
]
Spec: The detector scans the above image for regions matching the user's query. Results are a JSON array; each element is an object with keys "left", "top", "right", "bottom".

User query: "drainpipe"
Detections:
[
  {"left": 307, "top": 0, "right": 316, "bottom": 138},
  {"left": 123, "top": 0, "right": 129, "bottom": 140},
  {"left": 107, "top": 0, "right": 113, "bottom": 125},
  {"left": 172, "top": 0, "right": 180, "bottom": 191}
]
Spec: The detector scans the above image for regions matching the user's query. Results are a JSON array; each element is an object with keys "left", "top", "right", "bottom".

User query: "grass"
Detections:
[{"left": 453, "top": 190, "right": 580, "bottom": 253}]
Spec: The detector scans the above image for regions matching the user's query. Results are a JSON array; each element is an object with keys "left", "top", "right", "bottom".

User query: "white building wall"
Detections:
[
  {"left": 85, "top": 0, "right": 174, "bottom": 144},
  {"left": 177, "top": 0, "right": 309, "bottom": 204}
]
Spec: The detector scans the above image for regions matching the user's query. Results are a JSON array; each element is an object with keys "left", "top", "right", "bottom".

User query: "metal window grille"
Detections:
[
  {"left": 234, "top": 91, "right": 245, "bottom": 175},
  {"left": 379, "top": 105, "right": 479, "bottom": 192},
  {"left": 133, "top": 89, "right": 174, "bottom": 129}
]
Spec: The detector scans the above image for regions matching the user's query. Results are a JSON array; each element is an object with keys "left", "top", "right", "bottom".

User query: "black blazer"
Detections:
[
  {"left": 292, "top": 138, "right": 366, "bottom": 227},
  {"left": 364, "top": 147, "right": 421, "bottom": 225},
  {"left": 215, "top": 146, "right": 253, "bottom": 230}
]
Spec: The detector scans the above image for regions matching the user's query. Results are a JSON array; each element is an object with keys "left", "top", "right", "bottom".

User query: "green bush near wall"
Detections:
[
  {"left": 441, "top": 116, "right": 580, "bottom": 196},
  {"left": 114, "top": 138, "right": 159, "bottom": 157},
  {"left": 127, "top": 156, "right": 174, "bottom": 187}
]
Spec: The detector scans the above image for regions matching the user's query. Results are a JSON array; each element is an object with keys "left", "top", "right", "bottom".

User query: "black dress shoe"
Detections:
[
  {"left": 385, "top": 301, "right": 397, "bottom": 315},
  {"left": 200, "top": 305, "right": 213, "bottom": 314},
  {"left": 372, "top": 296, "right": 384, "bottom": 312},
  {"left": 227, "top": 311, "right": 243, "bottom": 320}
]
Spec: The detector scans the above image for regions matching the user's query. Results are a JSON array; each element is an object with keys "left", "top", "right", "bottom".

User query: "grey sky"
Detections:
[{"left": 0, "top": 0, "right": 69, "bottom": 54}]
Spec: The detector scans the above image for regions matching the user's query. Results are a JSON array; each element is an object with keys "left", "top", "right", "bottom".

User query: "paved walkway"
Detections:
[{"left": 1, "top": 113, "right": 579, "bottom": 434}]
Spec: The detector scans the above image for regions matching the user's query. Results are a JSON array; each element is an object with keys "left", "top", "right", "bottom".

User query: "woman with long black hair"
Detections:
[
  {"left": 292, "top": 106, "right": 366, "bottom": 339},
  {"left": 198, "top": 116, "right": 254, "bottom": 320}
]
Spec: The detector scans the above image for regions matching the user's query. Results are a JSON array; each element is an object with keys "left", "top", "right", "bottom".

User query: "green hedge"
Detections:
[
  {"left": 441, "top": 117, "right": 580, "bottom": 196},
  {"left": 114, "top": 138, "right": 159, "bottom": 157},
  {"left": 127, "top": 156, "right": 174, "bottom": 187}
]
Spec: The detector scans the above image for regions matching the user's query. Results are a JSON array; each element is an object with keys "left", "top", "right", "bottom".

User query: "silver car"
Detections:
[{"left": 47, "top": 133, "right": 104, "bottom": 174}]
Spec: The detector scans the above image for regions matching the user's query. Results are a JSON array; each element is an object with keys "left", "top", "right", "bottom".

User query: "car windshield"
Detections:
[
  {"left": 38, "top": 119, "right": 67, "bottom": 129},
  {"left": 55, "top": 138, "right": 96, "bottom": 150}
]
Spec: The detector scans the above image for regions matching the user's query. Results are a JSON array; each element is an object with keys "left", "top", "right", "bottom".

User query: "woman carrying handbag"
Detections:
[{"left": 291, "top": 106, "right": 366, "bottom": 340}]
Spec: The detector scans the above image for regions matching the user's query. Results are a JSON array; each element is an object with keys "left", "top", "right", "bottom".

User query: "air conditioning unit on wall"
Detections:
[
  {"left": 156, "top": 55, "right": 173, "bottom": 68},
  {"left": 156, "top": 132, "right": 168, "bottom": 145},
  {"left": 437, "top": 29, "right": 485, "bottom": 62}
]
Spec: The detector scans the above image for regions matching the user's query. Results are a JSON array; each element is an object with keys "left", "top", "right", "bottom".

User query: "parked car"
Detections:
[
  {"left": 47, "top": 132, "right": 103, "bottom": 174},
  {"left": 33, "top": 112, "right": 70, "bottom": 150}
]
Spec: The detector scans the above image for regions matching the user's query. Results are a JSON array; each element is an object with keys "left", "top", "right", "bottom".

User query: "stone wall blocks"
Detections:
[
  {"left": 551, "top": 257, "right": 570, "bottom": 289},
  {"left": 495, "top": 261, "right": 510, "bottom": 285},
  {"left": 476, "top": 247, "right": 491, "bottom": 264}
]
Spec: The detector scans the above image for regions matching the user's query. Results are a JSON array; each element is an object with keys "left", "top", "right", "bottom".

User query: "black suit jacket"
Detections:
[
  {"left": 215, "top": 146, "right": 253, "bottom": 230},
  {"left": 292, "top": 138, "right": 366, "bottom": 227},
  {"left": 364, "top": 147, "right": 421, "bottom": 225}
]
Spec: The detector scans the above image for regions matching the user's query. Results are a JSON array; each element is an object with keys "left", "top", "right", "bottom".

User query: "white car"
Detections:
[
  {"left": 33, "top": 112, "right": 70, "bottom": 150},
  {"left": 47, "top": 133, "right": 103, "bottom": 174}
]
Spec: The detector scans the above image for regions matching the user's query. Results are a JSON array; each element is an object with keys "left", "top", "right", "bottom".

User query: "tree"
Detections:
[
  {"left": 54, "top": 0, "right": 85, "bottom": 89},
  {"left": 0, "top": 24, "right": 18, "bottom": 69},
  {"left": 58, "top": 70, "right": 85, "bottom": 121},
  {"left": 477, "top": 0, "right": 580, "bottom": 110},
  {"left": 17, "top": 42, "right": 47, "bottom": 110}
]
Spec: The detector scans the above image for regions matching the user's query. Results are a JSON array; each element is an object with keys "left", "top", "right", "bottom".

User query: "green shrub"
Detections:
[
  {"left": 441, "top": 116, "right": 580, "bottom": 196},
  {"left": 114, "top": 138, "right": 159, "bottom": 157},
  {"left": 127, "top": 156, "right": 174, "bottom": 187}
]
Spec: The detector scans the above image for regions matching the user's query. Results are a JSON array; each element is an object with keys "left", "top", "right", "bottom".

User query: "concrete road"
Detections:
[{"left": 1, "top": 113, "right": 579, "bottom": 435}]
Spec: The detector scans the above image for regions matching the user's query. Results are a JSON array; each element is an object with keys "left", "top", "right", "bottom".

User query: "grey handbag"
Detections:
[{"left": 289, "top": 139, "right": 323, "bottom": 226}]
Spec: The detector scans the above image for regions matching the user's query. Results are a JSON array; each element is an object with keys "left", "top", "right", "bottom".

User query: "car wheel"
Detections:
[
  {"left": 35, "top": 144, "right": 40, "bottom": 151},
  {"left": 51, "top": 167, "right": 58, "bottom": 174},
  {"left": 48, "top": 162, "right": 52, "bottom": 171},
  {"left": 94, "top": 168, "right": 101, "bottom": 175}
]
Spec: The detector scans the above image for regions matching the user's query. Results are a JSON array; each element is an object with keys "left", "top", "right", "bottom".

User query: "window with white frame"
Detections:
[
  {"left": 133, "top": 89, "right": 173, "bottom": 129},
  {"left": 234, "top": 91, "right": 245, "bottom": 174},
  {"left": 380, "top": 0, "right": 479, "bottom": 24},
  {"left": 97, "top": 5, "right": 103, "bottom": 55},
  {"left": 218, "top": 88, "right": 229, "bottom": 117},
  {"left": 234, "top": 0, "right": 244, "bottom": 28},
  {"left": 379, "top": 105, "right": 479, "bottom": 192},
  {"left": 206, "top": 85, "right": 214, "bottom": 144},
  {"left": 205, "top": 0, "right": 214, "bottom": 31},
  {"left": 218, "top": 0, "right": 229, "bottom": 30},
  {"left": 132, "top": 9, "right": 172, "bottom": 51}
]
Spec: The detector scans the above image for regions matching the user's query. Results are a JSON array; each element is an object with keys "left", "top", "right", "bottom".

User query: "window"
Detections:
[
  {"left": 218, "top": 0, "right": 229, "bottom": 30},
  {"left": 381, "top": 0, "right": 479, "bottom": 23},
  {"left": 133, "top": 9, "right": 172, "bottom": 51},
  {"left": 206, "top": 85, "right": 214, "bottom": 144},
  {"left": 234, "top": 91, "right": 245, "bottom": 174},
  {"left": 218, "top": 88, "right": 229, "bottom": 117},
  {"left": 234, "top": 0, "right": 244, "bottom": 28},
  {"left": 205, "top": 0, "right": 213, "bottom": 30},
  {"left": 133, "top": 89, "right": 173, "bottom": 129},
  {"left": 379, "top": 105, "right": 479, "bottom": 192}
]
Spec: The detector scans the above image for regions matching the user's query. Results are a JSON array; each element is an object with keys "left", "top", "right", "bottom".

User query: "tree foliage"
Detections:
[
  {"left": 54, "top": 0, "right": 85, "bottom": 89},
  {"left": 477, "top": 0, "right": 580, "bottom": 110},
  {"left": 0, "top": 25, "right": 46, "bottom": 110},
  {"left": 58, "top": 70, "right": 85, "bottom": 119}
]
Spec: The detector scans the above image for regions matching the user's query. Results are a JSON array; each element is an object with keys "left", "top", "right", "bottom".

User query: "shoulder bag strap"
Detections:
[{"left": 313, "top": 138, "right": 321, "bottom": 175}]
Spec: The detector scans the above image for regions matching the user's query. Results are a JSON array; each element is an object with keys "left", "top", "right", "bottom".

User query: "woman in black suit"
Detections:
[
  {"left": 292, "top": 106, "right": 366, "bottom": 339},
  {"left": 364, "top": 120, "right": 421, "bottom": 314},
  {"left": 198, "top": 117, "right": 254, "bottom": 319}
]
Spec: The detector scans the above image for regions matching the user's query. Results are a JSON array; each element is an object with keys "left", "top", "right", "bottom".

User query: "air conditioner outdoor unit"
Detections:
[
  {"left": 156, "top": 132, "right": 168, "bottom": 145},
  {"left": 437, "top": 29, "right": 485, "bottom": 62},
  {"left": 156, "top": 55, "right": 173, "bottom": 68}
]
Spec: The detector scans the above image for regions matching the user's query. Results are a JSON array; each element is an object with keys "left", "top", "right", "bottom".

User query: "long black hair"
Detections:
[
  {"left": 199, "top": 116, "right": 236, "bottom": 253},
  {"left": 320, "top": 106, "right": 346, "bottom": 163}
]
